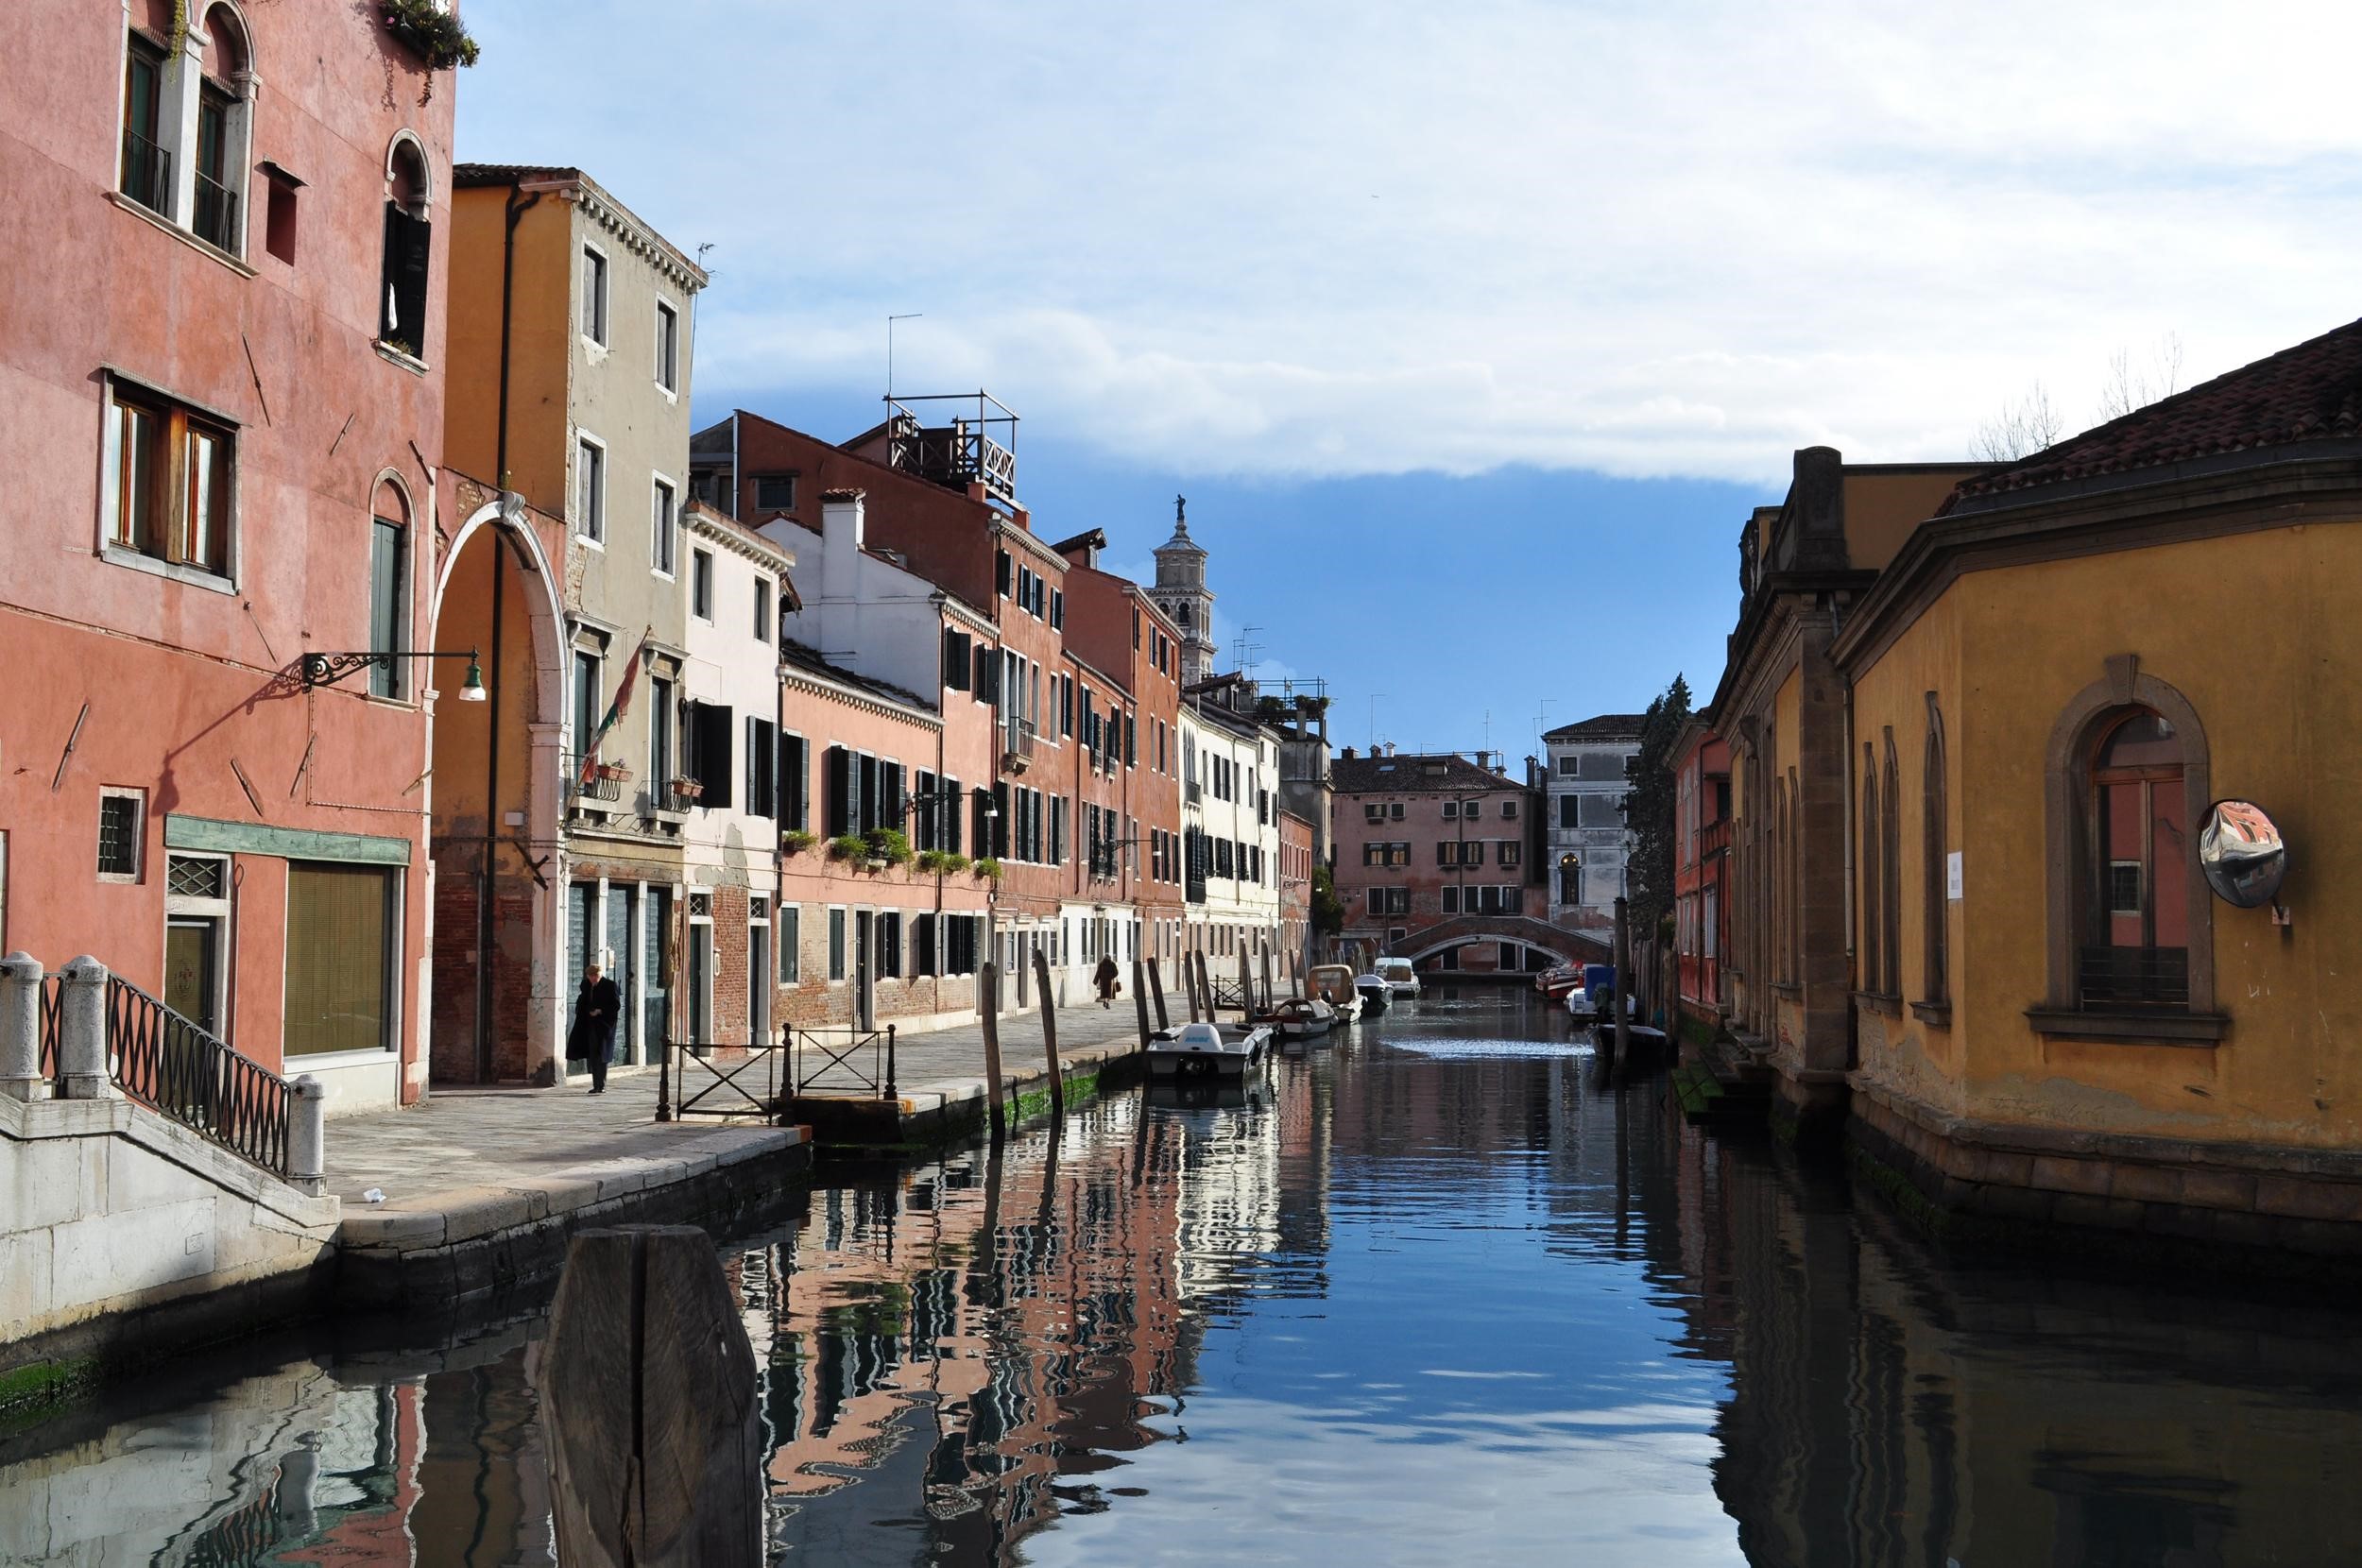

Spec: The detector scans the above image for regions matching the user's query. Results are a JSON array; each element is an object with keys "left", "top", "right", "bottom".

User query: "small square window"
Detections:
[
  {"left": 754, "top": 474, "right": 796, "bottom": 512},
  {"left": 97, "top": 790, "right": 144, "bottom": 881}
]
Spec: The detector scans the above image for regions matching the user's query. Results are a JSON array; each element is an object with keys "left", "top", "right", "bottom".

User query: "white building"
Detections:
[
  {"left": 679, "top": 502, "right": 794, "bottom": 1046},
  {"left": 1180, "top": 698, "right": 1282, "bottom": 965},
  {"left": 1543, "top": 712, "right": 1645, "bottom": 926}
]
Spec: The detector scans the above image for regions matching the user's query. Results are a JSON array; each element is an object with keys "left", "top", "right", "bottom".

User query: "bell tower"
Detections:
[{"left": 1150, "top": 495, "right": 1218, "bottom": 686}]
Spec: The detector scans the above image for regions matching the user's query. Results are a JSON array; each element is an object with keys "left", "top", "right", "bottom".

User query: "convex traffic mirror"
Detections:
[{"left": 2199, "top": 799, "right": 2287, "bottom": 908}]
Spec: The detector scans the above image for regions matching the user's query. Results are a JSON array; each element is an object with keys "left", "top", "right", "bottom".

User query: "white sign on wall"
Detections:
[{"left": 1946, "top": 850, "right": 1963, "bottom": 901}]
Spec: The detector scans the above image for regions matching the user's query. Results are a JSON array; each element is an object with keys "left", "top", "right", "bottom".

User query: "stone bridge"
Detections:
[{"left": 1382, "top": 914, "right": 1614, "bottom": 974}]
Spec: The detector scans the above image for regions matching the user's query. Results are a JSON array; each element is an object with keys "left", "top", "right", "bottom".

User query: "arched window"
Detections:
[
  {"left": 381, "top": 136, "right": 434, "bottom": 359},
  {"left": 1558, "top": 852, "right": 1582, "bottom": 909},
  {"left": 1882, "top": 731, "right": 1901, "bottom": 996},
  {"left": 1860, "top": 747, "right": 1881, "bottom": 994},
  {"left": 369, "top": 479, "right": 411, "bottom": 697},
  {"left": 1922, "top": 699, "right": 1948, "bottom": 1007},
  {"left": 193, "top": 5, "right": 251, "bottom": 253},
  {"left": 2040, "top": 663, "right": 2218, "bottom": 1033},
  {"left": 2080, "top": 707, "right": 2189, "bottom": 1006}
]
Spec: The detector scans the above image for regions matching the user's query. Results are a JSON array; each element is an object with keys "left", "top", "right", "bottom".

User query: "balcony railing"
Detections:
[
  {"left": 1002, "top": 718, "right": 1036, "bottom": 772},
  {"left": 567, "top": 753, "right": 627, "bottom": 803},
  {"left": 121, "top": 129, "right": 170, "bottom": 215},
  {"left": 193, "top": 171, "right": 238, "bottom": 250}
]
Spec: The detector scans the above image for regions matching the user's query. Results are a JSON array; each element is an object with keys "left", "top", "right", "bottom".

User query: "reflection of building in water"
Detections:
[
  {"left": 734, "top": 1092, "right": 1205, "bottom": 1562},
  {"left": 1168, "top": 1088, "right": 1287, "bottom": 1304},
  {"left": 1659, "top": 1106, "right": 2362, "bottom": 1566},
  {"left": 0, "top": 1360, "right": 432, "bottom": 1564}
]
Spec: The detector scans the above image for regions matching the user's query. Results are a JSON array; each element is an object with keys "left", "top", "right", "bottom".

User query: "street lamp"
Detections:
[{"left": 300, "top": 648, "right": 486, "bottom": 701}]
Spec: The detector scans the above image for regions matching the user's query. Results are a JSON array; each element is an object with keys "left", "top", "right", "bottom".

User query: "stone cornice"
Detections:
[{"left": 780, "top": 667, "right": 941, "bottom": 730}]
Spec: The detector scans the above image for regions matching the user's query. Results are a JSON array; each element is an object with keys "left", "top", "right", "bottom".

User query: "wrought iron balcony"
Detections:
[
  {"left": 194, "top": 171, "right": 238, "bottom": 250},
  {"left": 1001, "top": 717, "right": 1036, "bottom": 773},
  {"left": 121, "top": 129, "right": 170, "bottom": 215}
]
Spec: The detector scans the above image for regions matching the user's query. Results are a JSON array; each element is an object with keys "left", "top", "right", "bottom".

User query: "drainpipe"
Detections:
[{"left": 474, "top": 182, "right": 542, "bottom": 1082}]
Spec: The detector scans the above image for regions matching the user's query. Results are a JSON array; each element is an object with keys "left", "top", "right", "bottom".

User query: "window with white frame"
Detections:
[
  {"left": 368, "top": 481, "right": 409, "bottom": 698},
  {"left": 779, "top": 904, "right": 800, "bottom": 984},
  {"left": 575, "top": 436, "right": 606, "bottom": 541},
  {"left": 97, "top": 788, "right": 145, "bottom": 882},
  {"left": 163, "top": 851, "right": 231, "bottom": 1036},
  {"left": 655, "top": 298, "right": 679, "bottom": 391},
  {"left": 692, "top": 549, "right": 713, "bottom": 620},
  {"left": 651, "top": 478, "right": 676, "bottom": 575},
  {"left": 380, "top": 137, "right": 433, "bottom": 358},
  {"left": 753, "top": 577, "right": 771, "bottom": 643},
  {"left": 581, "top": 245, "right": 608, "bottom": 345}
]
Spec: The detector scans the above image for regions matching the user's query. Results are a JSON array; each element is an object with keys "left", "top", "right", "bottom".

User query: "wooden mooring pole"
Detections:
[
  {"left": 1147, "top": 955, "right": 1170, "bottom": 1030},
  {"left": 538, "top": 1226, "right": 761, "bottom": 1567},
  {"left": 1132, "top": 959, "right": 1154, "bottom": 1048},
  {"left": 1612, "top": 895, "right": 1632, "bottom": 1082},
  {"left": 1032, "top": 947, "right": 1065, "bottom": 1117},
  {"left": 981, "top": 962, "right": 1007, "bottom": 1143},
  {"left": 1259, "top": 945, "right": 1275, "bottom": 1013},
  {"left": 1186, "top": 950, "right": 1204, "bottom": 1022}
]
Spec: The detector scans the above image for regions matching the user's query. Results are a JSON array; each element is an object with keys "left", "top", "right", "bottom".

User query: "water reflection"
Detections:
[{"left": 6, "top": 989, "right": 2362, "bottom": 1565}]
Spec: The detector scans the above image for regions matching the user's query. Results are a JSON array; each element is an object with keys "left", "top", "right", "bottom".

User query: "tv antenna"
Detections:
[{"left": 886, "top": 313, "right": 923, "bottom": 400}]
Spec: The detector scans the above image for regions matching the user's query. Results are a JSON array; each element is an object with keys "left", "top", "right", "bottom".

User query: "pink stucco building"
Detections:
[{"left": 0, "top": 1, "right": 458, "bottom": 1109}]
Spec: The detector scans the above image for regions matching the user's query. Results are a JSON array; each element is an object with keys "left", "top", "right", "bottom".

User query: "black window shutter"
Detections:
[
  {"left": 781, "top": 734, "right": 806, "bottom": 828},
  {"left": 946, "top": 776, "right": 962, "bottom": 853},
  {"left": 881, "top": 761, "right": 904, "bottom": 828},
  {"left": 943, "top": 628, "right": 971, "bottom": 690},
  {"left": 747, "top": 719, "right": 775, "bottom": 817},
  {"left": 992, "top": 783, "right": 1010, "bottom": 859},
  {"left": 701, "top": 705, "right": 734, "bottom": 809},
  {"left": 975, "top": 646, "right": 999, "bottom": 705},
  {"left": 996, "top": 550, "right": 1012, "bottom": 598}
]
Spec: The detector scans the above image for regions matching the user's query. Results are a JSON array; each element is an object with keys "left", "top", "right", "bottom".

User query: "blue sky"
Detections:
[{"left": 455, "top": 0, "right": 2362, "bottom": 744}]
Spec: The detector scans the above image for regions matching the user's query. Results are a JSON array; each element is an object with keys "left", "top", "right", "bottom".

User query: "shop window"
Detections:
[{"left": 283, "top": 862, "right": 393, "bottom": 1056}]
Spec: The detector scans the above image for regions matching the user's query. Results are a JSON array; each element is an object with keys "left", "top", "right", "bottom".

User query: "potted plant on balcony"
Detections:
[
  {"left": 667, "top": 777, "right": 703, "bottom": 808},
  {"left": 592, "top": 760, "right": 632, "bottom": 783},
  {"left": 381, "top": 0, "right": 482, "bottom": 71},
  {"left": 864, "top": 828, "right": 915, "bottom": 869},
  {"left": 828, "top": 833, "right": 869, "bottom": 864},
  {"left": 780, "top": 829, "right": 816, "bottom": 855},
  {"left": 916, "top": 849, "right": 971, "bottom": 877},
  {"left": 972, "top": 857, "right": 1004, "bottom": 881}
]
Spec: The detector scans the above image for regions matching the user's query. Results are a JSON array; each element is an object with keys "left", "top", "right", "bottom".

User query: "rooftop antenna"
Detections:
[
  {"left": 694, "top": 242, "right": 716, "bottom": 272},
  {"left": 885, "top": 313, "right": 923, "bottom": 401}
]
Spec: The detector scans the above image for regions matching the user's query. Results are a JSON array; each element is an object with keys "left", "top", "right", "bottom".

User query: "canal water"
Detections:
[{"left": 7, "top": 990, "right": 2362, "bottom": 1565}]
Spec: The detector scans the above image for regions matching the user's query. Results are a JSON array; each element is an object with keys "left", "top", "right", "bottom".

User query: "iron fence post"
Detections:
[
  {"left": 655, "top": 1023, "right": 674, "bottom": 1122},
  {"left": 884, "top": 1024, "right": 898, "bottom": 1100}
]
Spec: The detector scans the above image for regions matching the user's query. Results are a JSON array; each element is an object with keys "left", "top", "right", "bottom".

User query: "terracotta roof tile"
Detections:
[
  {"left": 1953, "top": 315, "right": 2362, "bottom": 503},
  {"left": 1332, "top": 753, "right": 1521, "bottom": 795}
]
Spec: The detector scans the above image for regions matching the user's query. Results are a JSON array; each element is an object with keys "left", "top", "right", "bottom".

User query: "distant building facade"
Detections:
[
  {"left": 1543, "top": 714, "right": 1646, "bottom": 928},
  {"left": 1331, "top": 749, "right": 1540, "bottom": 968}
]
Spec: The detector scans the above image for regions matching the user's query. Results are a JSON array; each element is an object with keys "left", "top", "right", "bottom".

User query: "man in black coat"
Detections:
[{"left": 567, "top": 954, "right": 623, "bottom": 1095}]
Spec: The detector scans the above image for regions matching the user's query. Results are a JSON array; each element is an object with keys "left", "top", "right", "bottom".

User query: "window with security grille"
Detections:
[
  {"left": 167, "top": 855, "right": 223, "bottom": 899},
  {"left": 97, "top": 792, "right": 143, "bottom": 880}
]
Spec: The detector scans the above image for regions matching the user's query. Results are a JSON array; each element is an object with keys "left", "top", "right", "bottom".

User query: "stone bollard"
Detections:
[
  {"left": 0, "top": 952, "right": 44, "bottom": 1101},
  {"left": 58, "top": 955, "right": 112, "bottom": 1101},
  {"left": 286, "top": 1075, "right": 327, "bottom": 1196}
]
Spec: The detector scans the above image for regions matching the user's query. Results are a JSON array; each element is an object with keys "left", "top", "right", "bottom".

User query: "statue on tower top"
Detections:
[{"left": 1175, "top": 494, "right": 1187, "bottom": 530}]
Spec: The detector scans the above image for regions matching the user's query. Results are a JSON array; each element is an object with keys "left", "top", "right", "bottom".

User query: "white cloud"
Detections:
[{"left": 461, "top": 0, "right": 2362, "bottom": 485}]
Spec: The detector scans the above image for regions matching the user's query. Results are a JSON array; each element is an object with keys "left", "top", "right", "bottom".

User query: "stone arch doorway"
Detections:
[{"left": 427, "top": 496, "right": 567, "bottom": 1084}]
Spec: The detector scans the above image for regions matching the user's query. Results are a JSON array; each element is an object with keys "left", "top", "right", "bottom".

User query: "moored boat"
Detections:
[
  {"left": 1273, "top": 996, "right": 1337, "bottom": 1042},
  {"left": 1147, "top": 1019, "right": 1272, "bottom": 1077},
  {"left": 1309, "top": 963, "right": 1363, "bottom": 1021},
  {"left": 1354, "top": 974, "right": 1391, "bottom": 1014}
]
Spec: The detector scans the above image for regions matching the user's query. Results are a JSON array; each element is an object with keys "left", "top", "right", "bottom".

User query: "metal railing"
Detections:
[
  {"left": 567, "top": 751, "right": 626, "bottom": 803},
  {"left": 193, "top": 172, "right": 238, "bottom": 250},
  {"left": 791, "top": 1024, "right": 899, "bottom": 1099},
  {"left": 120, "top": 129, "right": 170, "bottom": 213},
  {"left": 104, "top": 975, "right": 294, "bottom": 1177},
  {"left": 657, "top": 1030, "right": 792, "bottom": 1121},
  {"left": 2078, "top": 945, "right": 2189, "bottom": 1008},
  {"left": 1001, "top": 718, "right": 1036, "bottom": 767},
  {"left": 36, "top": 973, "right": 61, "bottom": 1082}
]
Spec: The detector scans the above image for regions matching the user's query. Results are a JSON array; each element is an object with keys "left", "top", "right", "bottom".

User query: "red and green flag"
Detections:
[{"left": 574, "top": 626, "right": 651, "bottom": 791}]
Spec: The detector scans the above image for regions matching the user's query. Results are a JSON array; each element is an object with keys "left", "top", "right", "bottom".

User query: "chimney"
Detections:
[
  {"left": 820, "top": 488, "right": 864, "bottom": 608},
  {"left": 1343, "top": 746, "right": 1357, "bottom": 759},
  {"left": 1383, "top": 741, "right": 1397, "bottom": 758}
]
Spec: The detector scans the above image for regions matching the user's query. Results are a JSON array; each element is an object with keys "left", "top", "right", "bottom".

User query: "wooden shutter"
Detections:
[
  {"left": 747, "top": 718, "right": 775, "bottom": 817},
  {"left": 825, "top": 745, "right": 851, "bottom": 836},
  {"left": 383, "top": 204, "right": 432, "bottom": 354},
  {"left": 698, "top": 704, "right": 734, "bottom": 809},
  {"left": 945, "top": 775, "right": 963, "bottom": 853},
  {"left": 779, "top": 733, "right": 806, "bottom": 829},
  {"left": 974, "top": 645, "right": 1000, "bottom": 705},
  {"left": 943, "top": 628, "right": 971, "bottom": 690}
]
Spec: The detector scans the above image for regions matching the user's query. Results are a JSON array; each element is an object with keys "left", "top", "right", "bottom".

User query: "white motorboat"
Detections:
[
  {"left": 1376, "top": 958, "right": 1421, "bottom": 998},
  {"left": 1147, "top": 1019, "right": 1272, "bottom": 1078},
  {"left": 1273, "top": 996, "right": 1337, "bottom": 1042},
  {"left": 1309, "top": 963, "right": 1363, "bottom": 1021},
  {"left": 1353, "top": 974, "right": 1392, "bottom": 1014}
]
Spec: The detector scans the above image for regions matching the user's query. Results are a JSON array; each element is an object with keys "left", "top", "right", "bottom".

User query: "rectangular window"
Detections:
[
  {"left": 571, "top": 650, "right": 600, "bottom": 758},
  {"left": 1559, "top": 794, "right": 1581, "bottom": 830},
  {"left": 121, "top": 37, "right": 167, "bottom": 213},
  {"left": 650, "top": 675, "right": 674, "bottom": 791},
  {"left": 1390, "top": 802, "right": 1405, "bottom": 821},
  {"left": 1051, "top": 589, "right": 1065, "bottom": 629},
  {"left": 264, "top": 169, "right": 299, "bottom": 264},
  {"left": 103, "top": 383, "right": 233, "bottom": 576},
  {"left": 651, "top": 479, "right": 676, "bottom": 575},
  {"left": 283, "top": 862, "right": 394, "bottom": 1056},
  {"left": 779, "top": 733, "right": 808, "bottom": 830},
  {"left": 581, "top": 246, "right": 608, "bottom": 343},
  {"left": 746, "top": 717, "right": 776, "bottom": 817},
  {"left": 1465, "top": 841, "right": 1485, "bottom": 867},
  {"left": 368, "top": 515, "right": 406, "bottom": 698},
  {"left": 753, "top": 578, "right": 771, "bottom": 642},
  {"left": 1438, "top": 841, "right": 1458, "bottom": 866},
  {"left": 829, "top": 908, "right": 847, "bottom": 980},
  {"left": 692, "top": 549, "right": 713, "bottom": 619},
  {"left": 1442, "top": 801, "right": 1459, "bottom": 819},
  {"left": 754, "top": 474, "right": 796, "bottom": 512},
  {"left": 655, "top": 298, "right": 679, "bottom": 391},
  {"left": 1498, "top": 841, "right": 1521, "bottom": 867},
  {"left": 1558, "top": 756, "right": 1580, "bottom": 775},
  {"left": 1502, "top": 799, "right": 1519, "bottom": 820},
  {"left": 779, "top": 904, "right": 800, "bottom": 984},
  {"left": 1442, "top": 886, "right": 1461, "bottom": 915},
  {"left": 96, "top": 789, "right": 145, "bottom": 881},
  {"left": 576, "top": 437, "right": 605, "bottom": 540},
  {"left": 879, "top": 912, "right": 902, "bottom": 979}
]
